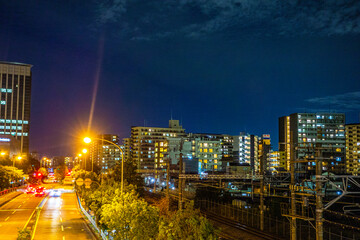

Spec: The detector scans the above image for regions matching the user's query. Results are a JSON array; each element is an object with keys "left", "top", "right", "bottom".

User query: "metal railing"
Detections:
[{"left": 77, "top": 194, "right": 108, "bottom": 240}]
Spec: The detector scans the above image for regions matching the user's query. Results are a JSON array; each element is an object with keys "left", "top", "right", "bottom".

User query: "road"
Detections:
[
  {"left": 33, "top": 187, "right": 96, "bottom": 240},
  {"left": 0, "top": 190, "right": 43, "bottom": 239},
  {"left": 0, "top": 185, "right": 96, "bottom": 240}
]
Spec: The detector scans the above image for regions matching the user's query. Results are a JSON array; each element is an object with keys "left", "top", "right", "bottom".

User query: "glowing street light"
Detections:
[
  {"left": 1, "top": 151, "right": 6, "bottom": 156},
  {"left": 82, "top": 148, "right": 88, "bottom": 154},
  {"left": 84, "top": 136, "right": 125, "bottom": 194}
]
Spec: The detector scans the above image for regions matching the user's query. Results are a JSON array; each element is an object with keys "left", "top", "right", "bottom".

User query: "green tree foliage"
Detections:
[
  {"left": 111, "top": 159, "right": 144, "bottom": 196},
  {"left": 38, "top": 167, "right": 48, "bottom": 181},
  {"left": 0, "top": 166, "right": 24, "bottom": 190},
  {"left": 54, "top": 164, "right": 68, "bottom": 181},
  {"left": 101, "top": 189, "right": 159, "bottom": 240},
  {"left": 17, "top": 229, "right": 31, "bottom": 240},
  {"left": 158, "top": 201, "right": 217, "bottom": 240}
]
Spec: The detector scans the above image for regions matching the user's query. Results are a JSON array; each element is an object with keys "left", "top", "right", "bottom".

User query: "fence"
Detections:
[
  {"left": 0, "top": 186, "right": 19, "bottom": 196},
  {"left": 196, "top": 199, "right": 360, "bottom": 240},
  {"left": 77, "top": 194, "right": 108, "bottom": 240}
]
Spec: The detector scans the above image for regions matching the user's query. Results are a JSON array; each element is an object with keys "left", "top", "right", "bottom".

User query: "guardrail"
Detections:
[
  {"left": 77, "top": 194, "right": 108, "bottom": 240},
  {"left": 0, "top": 186, "right": 19, "bottom": 196}
]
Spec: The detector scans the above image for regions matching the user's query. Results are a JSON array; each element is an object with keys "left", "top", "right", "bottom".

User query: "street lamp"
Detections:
[
  {"left": 83, "top": 136, "right": 125, "bottom": 194},
  {"left": 13, "top": 156, "right": 22, "bottom": 167}
]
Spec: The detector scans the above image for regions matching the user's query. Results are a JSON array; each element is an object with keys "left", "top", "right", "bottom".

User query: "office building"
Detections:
[
  {"left": 279, "top": 113, "right": 346, "bottom": 176},
  {"left": 89, "top": 134, "right": 122, "bottom": 171},
  {"left": 267, "top": 150, "right": 286, "bottom": 174},
  {"left": 345, "top": 123, "right": 360, "bottom": 175},
  {"left": 0, "top": 62, "right": 32, "bottom": 154}
]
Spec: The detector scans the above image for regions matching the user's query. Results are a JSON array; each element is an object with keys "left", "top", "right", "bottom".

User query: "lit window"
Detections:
[{"left": 0, "top": 101, "right": 5, "bottom": 105}]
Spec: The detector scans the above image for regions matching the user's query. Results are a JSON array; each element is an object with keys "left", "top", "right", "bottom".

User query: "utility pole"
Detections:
[
  {"left": 315, "top": 146, "right": 323, "bottom": 240},
  {"left": 166, "top": 158, "right": 170, "bottom": 211},
  {"left": 178, "top": 138, "right": 184, "bottom": 210},
  {"left": 260, "top": 153, "right": 264, "bottom": 231},
  {"left": 290, "top": 131, "right": 297, "bottom": 240}
]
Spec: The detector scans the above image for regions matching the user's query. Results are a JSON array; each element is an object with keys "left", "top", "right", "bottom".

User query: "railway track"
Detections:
[{"left": 203, "top": 211, "right": 283, "bottom": 240}]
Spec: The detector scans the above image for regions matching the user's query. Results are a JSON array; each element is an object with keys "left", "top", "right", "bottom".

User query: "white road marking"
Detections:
[
  {"left": 60, "top": 217, "right": 62, "bottom": 222},
  {"left": 61, "top": 225, "right": 64, "bottom": 231},
  {"left": 63, "top": 236, "right": 65, "bottom": 240},
  {"left": 5, "top": 217, "right": 9, "bottom": 221},
  {"left": 18, "top": 205, "right": 22, "bottom": 208},
  {"left": 12, "top": 210, "right": 16, "bottom": 214}
]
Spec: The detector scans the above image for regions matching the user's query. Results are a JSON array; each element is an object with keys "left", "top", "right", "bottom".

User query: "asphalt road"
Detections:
[
  {"left": 33, "top": 187, "right": 96, "bottom": 240},
  {"left": 0, "top": 190, "right": 44, "bottom": 239}
]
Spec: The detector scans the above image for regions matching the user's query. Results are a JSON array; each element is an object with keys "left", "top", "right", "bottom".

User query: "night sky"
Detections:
[{"left": 1, "top": 1, "right": 360, "bottom": 156}]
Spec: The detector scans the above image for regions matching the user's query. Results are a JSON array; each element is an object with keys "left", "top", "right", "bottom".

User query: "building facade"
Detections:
[
  {"left": 0, "top": 62, "right": 32, "bottom": 154},
  {"left": 279, "top": 113, "right": 346, "bottom": 176},
  {"left": 345, "top": 123, "right": 360, "bottom": 175},
  {"left": 89, "top": 134, "right": 122, "bottom": 172},
  {"left": 130, "top": 120, "right": 186, "bottom": 170}
]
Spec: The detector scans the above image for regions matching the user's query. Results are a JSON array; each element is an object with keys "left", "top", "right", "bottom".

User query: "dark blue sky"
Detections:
[{"left": 1, "top": 1, "right": 360, "bottom": 156}]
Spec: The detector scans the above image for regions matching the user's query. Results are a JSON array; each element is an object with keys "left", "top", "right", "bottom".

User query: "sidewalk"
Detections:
[{"left": 0, "top": 189, "right": 23, "bottom": 207}]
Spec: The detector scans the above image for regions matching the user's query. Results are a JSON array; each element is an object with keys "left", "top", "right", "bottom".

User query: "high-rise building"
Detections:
[
  {"left": 345, "top": 123, "right": 360, "bottom": 175},
  {"left": 258, "top": 134, "right": 271, "bottom": 174},
  {"left": 0, "top": 62, "right": 32, "bottom": 154},
  {"left": 279, "top": 113, "right": 345, "bottom": 176},
  {"left": 89, "top": 134, "right": 122, "bottom": 172},
  {"left": 122, "top": 138, "right": 131, "bottom": 161},
  {"left": 267, "top": 150, "right": 286, "bottom": 174},
  {"left": 234, "top": 132, "right": 259, "bottom": 173},
  {"left": 131, "top": 120, "right": 186, "bottom": 170}
]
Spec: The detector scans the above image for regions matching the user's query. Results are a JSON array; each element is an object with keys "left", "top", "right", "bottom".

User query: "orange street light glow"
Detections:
[{"left": 84, "top": 137, "right": 91, "bottom": 144}]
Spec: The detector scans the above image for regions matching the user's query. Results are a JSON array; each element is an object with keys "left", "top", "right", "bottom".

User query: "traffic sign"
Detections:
[
  {"left": 84, "top": 178, "right": 92, "bottom": 189},
  {"left": 76, "top": 178, "right": 84, "bottom": 186}
]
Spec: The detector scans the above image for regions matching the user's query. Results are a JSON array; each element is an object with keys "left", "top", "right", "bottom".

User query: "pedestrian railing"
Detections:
[{"left": 77, "top": 194, "right": 108, "bottom": 240}]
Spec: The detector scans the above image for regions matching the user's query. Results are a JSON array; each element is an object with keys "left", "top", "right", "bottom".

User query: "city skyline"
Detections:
[{"left": 1, "top": 1, "right": 360, "bottom": 156}]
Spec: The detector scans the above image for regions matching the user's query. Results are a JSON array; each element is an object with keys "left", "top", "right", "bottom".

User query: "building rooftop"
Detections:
[{"left": 0, "top": 61, "right": 33, "bottom": 68}]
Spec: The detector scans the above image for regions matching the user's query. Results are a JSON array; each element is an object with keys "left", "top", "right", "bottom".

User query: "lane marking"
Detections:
[
  {"left": 12, "top": 210, "right": 16, "bottom": 214},
  {"left": 18, "top": 205, "right": 22, "bottom": 208},
  {"left": 61, "top": 225, "right": 64, "bottom": 231},
  {"left": 5, "top": 217, "right": 9, "bottom": 221},
  {"left": 60, "top": 217, "right": 62, "bottom": 222},
  {"left": 63, "top": 236, "right": 65, "bottom": 240}
]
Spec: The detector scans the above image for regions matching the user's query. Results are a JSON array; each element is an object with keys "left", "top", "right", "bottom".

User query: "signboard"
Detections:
[
  {"left": 76, "top": 178, "right": 84, "bottom": 186},
  {"left": 84, "top": 178, "right": 92, "bottom": 189}
]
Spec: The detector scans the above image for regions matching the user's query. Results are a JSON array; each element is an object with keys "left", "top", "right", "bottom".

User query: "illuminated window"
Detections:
[
  {"left": 204, "top": 149, "right": 208, "bottom": 152},
  {"left": 0, "top": 101, "right": 5, "bottom": 105},
  {"left": 214, "top": 165, "right": 218, "bottom": 169},
  {"left": 209, "top": 149, "right": 213, "bottom": 152}
]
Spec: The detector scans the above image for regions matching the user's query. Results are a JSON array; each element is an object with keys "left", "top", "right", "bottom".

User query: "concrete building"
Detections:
[
  {"left": 258, "top": 134, "right": 271, "bottom": 174},
  {"left": 345, "top": 123, "right": 360, "bottom": 175},
  {"left": 0, "top": 135, "right": 21, "bottom": 159},
  {"left": 279, "top": 113, "right": 346, "bottom": 176},
  {"left": 0, "top": 62, "right": 32, "bottom": 154},
  {"left": 89, "top": 134, "right": 122, "bottom": 172},
  {"left": 267, "top": 150, "right": 286, "bottom": 174},
  {"left": 65, "top": 157, "right": 74, "bottom": 170},
  {"left": 122, "top": 138, "right": 131, "bottom": 161},
  {"left": 130, "top": 120, "right": 186, "bottom": 170},
  {"left": 234, "top": 132, "right": 259, "bottom": 173}
]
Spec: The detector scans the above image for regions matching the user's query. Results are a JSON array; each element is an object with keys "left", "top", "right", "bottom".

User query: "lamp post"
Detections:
[
  {"left": 82, "top": 148, "right": 88, "bottom": 171},
  {"left": 84, "top": 137, "right": 125, "bottom": 194},
  {"left": 13, "top": 156, "right": 22, "bottom": 167}
]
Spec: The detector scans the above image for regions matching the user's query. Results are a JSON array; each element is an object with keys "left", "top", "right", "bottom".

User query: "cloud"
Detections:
[
  {"left": 94, "top": 0, "right": 360, "bottom": 40},
  {"left": 305, "top": 91, "right": 360, "bottom": 111}
]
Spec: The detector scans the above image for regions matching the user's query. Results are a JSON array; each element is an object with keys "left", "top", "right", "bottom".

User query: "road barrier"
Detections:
[{"left": 76, "top": 194, "right": 108, "bottom": 240}]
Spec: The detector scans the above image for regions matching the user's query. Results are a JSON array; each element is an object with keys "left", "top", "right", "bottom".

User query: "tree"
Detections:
[
  {"left": 17, "top": 229, "right": 31, "bottom": 240},
  {"left": 54, "top": 164, "right": 68, "bottom": 181},
  {"left": 100, "top": 189, "right": 159, "bottom": 240},
  {"left": 111, "top": 159, "right": 144, "bottom": 195},
  {"left": 38, "top": 167, "right": 48, "bottom": 181},
  {"left": 157, "top": 201, "right": 218, "bottom": 240},
  {"left": 0, "top": 166, "right": 24, "bottom": 190}
]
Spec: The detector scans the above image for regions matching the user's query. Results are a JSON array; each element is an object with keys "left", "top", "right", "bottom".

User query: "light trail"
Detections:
[{"left": 88, "top": 34, "right": 105, "bottom": 131}]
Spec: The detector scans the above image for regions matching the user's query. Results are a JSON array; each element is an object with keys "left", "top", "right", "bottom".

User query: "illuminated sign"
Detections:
[
  {"left": 262, "top": 134, "right": 270, "bottom": 139},
  {"left": 0, "top": 138, "right": 10, "bottom": 142}
]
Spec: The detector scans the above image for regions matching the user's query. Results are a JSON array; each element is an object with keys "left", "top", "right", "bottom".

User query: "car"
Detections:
[
  {"left": 34, "top": 186, "right": 46, "bottom": 197},
  {"left": 49, "top": 189, "right": 61, "bottom": 197},
  {"left": 25, "top": 186, "right": 35, "bottom": 194}
]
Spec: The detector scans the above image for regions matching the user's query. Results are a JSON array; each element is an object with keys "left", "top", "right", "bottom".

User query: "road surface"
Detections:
[
  {"left": 33, "top": 188, "right": 96, "bottom": 240},
  {"left": 0, "top": 190, "right": 43, "bottom": 239}
]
